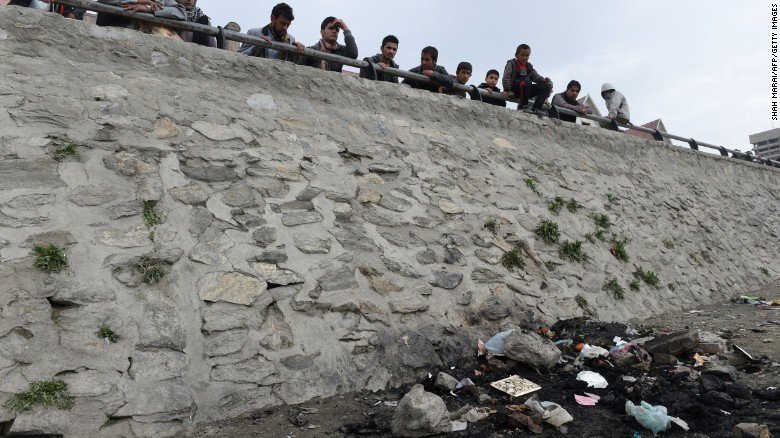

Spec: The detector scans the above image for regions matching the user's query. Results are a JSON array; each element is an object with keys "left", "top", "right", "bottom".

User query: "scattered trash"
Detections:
[
  {"left": 450, "top": 420, "right": 467, "bottom": 432},
  {"left": 383, "top": 401, "right": 398, "bottom": 407},
  {"left": 693, "top": 353, "right": 707, "bottom": 367},
  {"left": 577, "top": 371, "right": 608, "bottom": 389},
  {"left": 579, "top": 344, "right": 610, "bottom": 359},
  {"left": 524, "top": 395, "right": 574, "bottom": 427},
  {"left": 461, "top": 407, "right": 489, "bottom": 423},
  {"left": 625, "top": 401, "right": 671, "bottom": 434},
  {"left": 575, "top": 394, "right": 599, "bottom": 406},
  {"left": 484, "top": 329, "right": 514, "bottom": 356},
  {"left": 456, "top": 378, "right": 475, "bottom": 390},
  {"left": 506, "top": 405, "right": 543, "bottom": 433},
  {"left": 477, "top": 339, "right": 487, "bottom": 356},
  {"left": 490, "top": 375, "right": 541, "bottom": 397},
  {"left": 669, "top": 416, "right": 689, "bottom": 431}
]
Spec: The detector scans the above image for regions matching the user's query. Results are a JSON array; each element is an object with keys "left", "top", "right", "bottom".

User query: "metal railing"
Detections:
[{"left": 33, "top": 0, "right": 780, "bottom": 169}]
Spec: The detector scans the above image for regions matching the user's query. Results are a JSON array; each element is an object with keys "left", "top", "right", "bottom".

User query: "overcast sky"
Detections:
[{"left": 195, "top": 0, "right": 770, "bottom": 152}]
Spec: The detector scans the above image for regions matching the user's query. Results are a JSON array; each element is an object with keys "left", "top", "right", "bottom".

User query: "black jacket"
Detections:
[
  {"left": 360, "top": 54, "right": 399, "bottom": 83},
  {"left": 477, "top": 83, "right": 507, "bottom": 107},
  {"left": 402, "top": 65, "right": 454, "bottom": 93},
  {"left": 298, "top": 31, "right": 358, "bottom": 73}
]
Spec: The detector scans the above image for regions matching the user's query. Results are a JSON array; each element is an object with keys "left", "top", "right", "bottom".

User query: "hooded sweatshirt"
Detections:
[
  {"left": 601, "top": 83, "right": 630, "bottom": 121},
  {"left": 502, "top": 58, "right": 545, "bottom": 92}
]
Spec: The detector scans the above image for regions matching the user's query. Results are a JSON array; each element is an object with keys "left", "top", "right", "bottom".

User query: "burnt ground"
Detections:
[{"left": 191, "top": 299, "right": 780, "bottom": 438}]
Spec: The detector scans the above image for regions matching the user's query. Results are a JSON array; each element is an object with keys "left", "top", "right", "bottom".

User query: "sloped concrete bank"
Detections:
[{"left": 0, "top": 6, "right": 778, "bottom": 437}]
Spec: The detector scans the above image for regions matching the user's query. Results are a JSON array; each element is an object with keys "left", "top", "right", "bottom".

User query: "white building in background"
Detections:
[
  {"left": 576, "top": 94, "right": 602, "bottom": 127},
  {"left": 749, "top": 128, "right": 780, "bottom": 161}
]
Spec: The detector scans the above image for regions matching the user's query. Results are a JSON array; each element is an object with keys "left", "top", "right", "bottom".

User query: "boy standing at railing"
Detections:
[
  {"left": 478, "top": 69, "right": 507, "bottom": 107},
  {"left": 442, "top": 62, "right": 472, "bottom": 98},
  {"left": 502, "top": 44, "right": 552, "bottom": 115}
]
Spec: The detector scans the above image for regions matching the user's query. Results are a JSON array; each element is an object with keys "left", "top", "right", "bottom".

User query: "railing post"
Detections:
[
  {"left": 688, "top": 139, "right": 699, "bottom": 151},
  {"left": 652, "top": 130, "right": 664, "bottom": 142}
]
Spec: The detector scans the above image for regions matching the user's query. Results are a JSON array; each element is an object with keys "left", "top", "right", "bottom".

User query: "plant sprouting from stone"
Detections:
[
  {"left": 606, "top": 193, "right": 616, "bottom": 204},
  {"left": 339, "top": 150, "right": 361, "bottom": 161},
  {"left": 32, "top": 245, "right": 68, "bottom": 273},
  {"left": 134, "top": 258, "right": 166, "bottom": 284},
  {"left": 610, "top": 237, "right": 629, "bottom": 263},
  {"left": 592, "top": 213, "right": 611, "bottom": 229},
  {"left": 667, "top": 283, "right": 677, "bottom": 292},
  {"left": 3, "top": 380, "right": 74, "bottom": 413},
  {"left": 760, "top": 267, "right": 770, "bottom": 276},
  {"left": 663, "top": 239, "right": 675, "bottom": 249},
  {"left": 483, "top": 218, "right": 498, "bottom": 235},
  {"left": 525, "top": 178, "right": 540, "bottom": 195},
  {"left": 548, "top": 197, "right": 566, "bottom": 215},
  {"left": 603, "top": 277, "right": 625, "bottom": 300},
  {"left": 630, "top": 279, "right": 641, "bottom": 292},
  {"left": 633, "top": 267, "right": 660, "bottom": 287},
  {"left": 566, "top": 199, "right": 583, "bottom": 213},
  {"left": 544, "top": 260, "right": 557, "bottom": 272},
  {"left": 143, "top": 201, "right": 162, "bottom": 228},
  {"left": 534, "top": 220, "right": 560, "bottom": 245},
  {"left": 559, "top": 240, "right": 587, "bottom": 262},
  {"left": 575, "top": 295, "right": 589, "bottom": 309},
  {"left": 501, "top": 248, "right": 525, "bottom": 272},
  {"left": 53, "top": 141, "right": 80, "bottom": 161},
  {"left": 98, "top": 324, "right": 119, "bottom": 344}
]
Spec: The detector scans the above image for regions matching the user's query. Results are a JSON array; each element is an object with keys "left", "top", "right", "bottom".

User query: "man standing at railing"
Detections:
[
  {"left": 360, "top": 35, "right": 400, "bottom": 83},
  {"left": 402, "top": 46, "right": 454, "bottom": 93},
  {"left": 298, "top": 17, "right": 357, "bottom": 73},
  {"left": 240, "top": 3, "right": 305, "bottom": 62}
]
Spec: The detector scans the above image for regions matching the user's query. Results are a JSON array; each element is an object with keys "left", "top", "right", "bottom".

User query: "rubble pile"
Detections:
[{"left": 390, "top": 316, "right": 779, "bottom": 437}]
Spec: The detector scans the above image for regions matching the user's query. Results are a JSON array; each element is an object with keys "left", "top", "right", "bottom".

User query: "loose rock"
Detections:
[{"left": 391, "top": 384, "right": 452, "bottom": 437}]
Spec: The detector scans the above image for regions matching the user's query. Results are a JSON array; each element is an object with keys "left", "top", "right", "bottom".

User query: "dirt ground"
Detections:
[{"left": 191, "top": 297, "right": 780, "bottom": 438}]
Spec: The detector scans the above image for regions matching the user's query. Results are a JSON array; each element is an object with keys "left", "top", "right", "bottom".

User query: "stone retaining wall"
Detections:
[{"left": 0, "top": 7, "right": 778, "bottom": 437}]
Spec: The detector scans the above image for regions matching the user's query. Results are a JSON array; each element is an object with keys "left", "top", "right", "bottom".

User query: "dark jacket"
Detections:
[
  {"left": 297, "top": 31, "right": 358, "bottom": 73},
  {"left": 240, "top": 24, "right": 299, "bottom": 62},
  {"left": 477, "top": 83, "right": 507, "bottom": 107},
  {"left": 502, "top": 59, "right": 546, "bottom": 92},
  {"left": 360, "top": 54, "right": 399, "bottom": 83},
  {"left": 402, "top": 65, "right": 454, "bottom": 93}
]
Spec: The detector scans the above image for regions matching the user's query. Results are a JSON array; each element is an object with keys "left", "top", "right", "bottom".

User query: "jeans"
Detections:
[{"left": 524, "top": 82, "right": 553, "bottom": 110}]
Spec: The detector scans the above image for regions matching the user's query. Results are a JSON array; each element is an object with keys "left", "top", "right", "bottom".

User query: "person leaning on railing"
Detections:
[
  {"left": 240, "top": 3, "right": 305, "bottom": 62},
  {"left": 175, "top": 0, "right": 216, "bottom": 47},
  {"left": 600, "top": 83, "right": 630, "bottom": 125},
  {"left": 551, "top": 80, "right": 592, "bottom": 123},
  {"left": 402, "top": 46, "right": 453, "bottom": 93},
  {"left": 297, "top": 17, "right": 357, "bottom": 73},
  {"left": 95, "top": 0, "right": 185, "bottom": 30},
  {"left": 359, "top": 35, "right": 400, "bottom": 83}
]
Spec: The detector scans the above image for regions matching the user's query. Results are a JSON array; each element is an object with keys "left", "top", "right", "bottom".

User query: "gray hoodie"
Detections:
[{"left": 601, "top": 83, "right": 630, "bottom": 121}]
